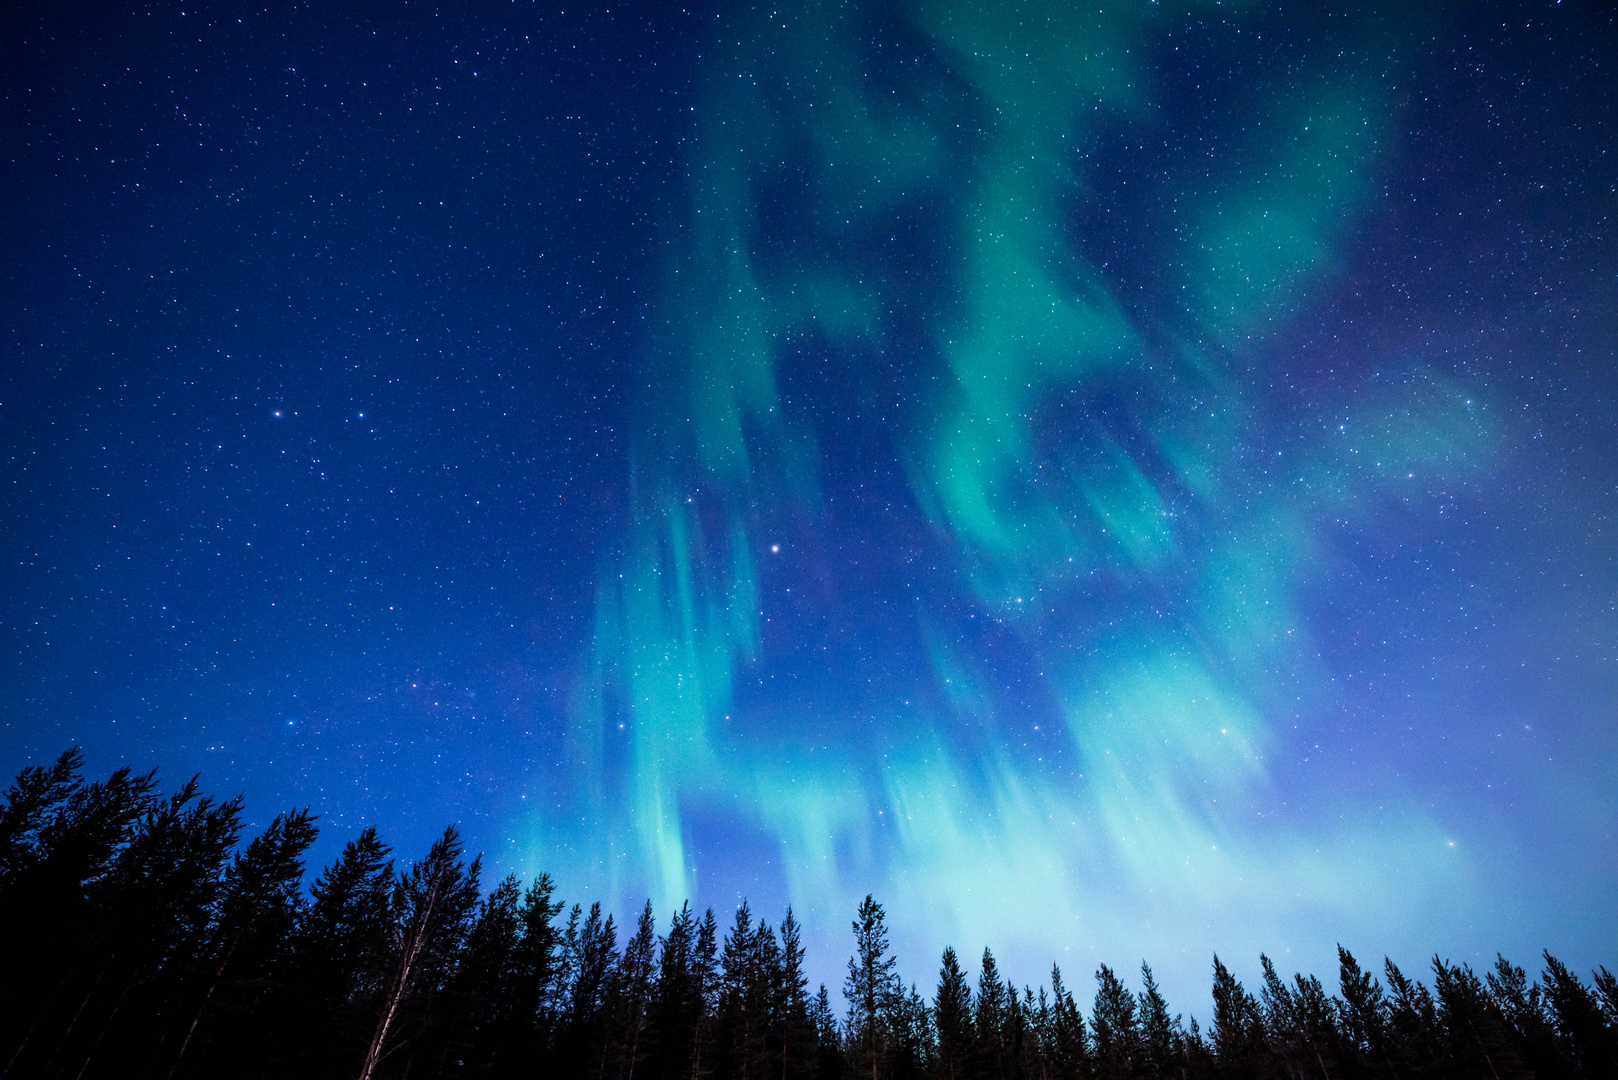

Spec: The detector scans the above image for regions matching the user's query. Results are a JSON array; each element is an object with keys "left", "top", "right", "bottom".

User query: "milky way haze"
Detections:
[{"left": 3, "top": 1, "right": 1613, "bottom": 1009}]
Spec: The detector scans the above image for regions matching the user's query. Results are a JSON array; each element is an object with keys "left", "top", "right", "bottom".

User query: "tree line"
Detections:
[{"left": 1, "top": 749, "right": 1613, "bottom": 1079}]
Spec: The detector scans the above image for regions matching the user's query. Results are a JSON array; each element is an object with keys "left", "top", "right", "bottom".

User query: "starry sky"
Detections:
[{"left": 3, "top": 0, "right": 1615, "bottom": 1011}]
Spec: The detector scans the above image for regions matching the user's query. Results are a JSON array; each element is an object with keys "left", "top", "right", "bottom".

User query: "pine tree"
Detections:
[
  {"left": 1540, "top": 952, "right": 1618, "bottom": 1077},
  {"left": 1047, "top": 965, "right": 1091, "bottom": 1080},
  {"left": 510, "top": 871, "right": 567, "bottom": 1070},
  {"left": 935, "top": 947, "right": 974, "bottom": 1080},
  {"left": 11, "top": 746, "right": 1618, "bottom": 1080},
  {"left": 0, "top": 753, "right": 158, "bottom": 1072},
  {"left": 1335, "top": 946, "right": 1390, "bottom": 1077},
  {"left": 973, "top": 949, "right": 1010, "bottom": 1080},
  {"left": 1383, "top": 958, "right": 1441, "bottom": 1078},
  {"left": 283, "top": 825, "right": 394, "bottom": 1076},
  {"left": 1092, "top": 964, "right": 1139, "bottom": 1080},
  {"left": 359, "top": 824, "right": 482, "bottom": 1080},
  {"left": 1208, "top": 956, "right": 1264, "bottom": 1080},
  {"left": 615, "top": 900, "right": 660, "bottom": 1080},
  {"left": 1431, "top": 956, "right": 1525, "bottom": 1079},
  {"left": 779, "top": 908, "right": 816, "bottom": 1080},
  {"left": 67, "top": 778, "right": 243, "bottom": 1079},
  {"left": 809, "top": 984, "right": 845, "bottom": 1080},
  {"left": 846, "top": 896, "right": 898, "bottom": 1080},
  {"left": 166, "top": 806, "right": 319, "bottom": 1078},
  {"left": 1485, "top": 954, "right": 1558, "bottom": 1076},
  {"left": 1136, "top": 964, "right": 1180, "bottom": 1080}
]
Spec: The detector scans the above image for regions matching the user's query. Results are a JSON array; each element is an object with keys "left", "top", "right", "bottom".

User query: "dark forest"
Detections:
[{"left": 2, "top": 751, "right": 1612, "bottom": 1080}]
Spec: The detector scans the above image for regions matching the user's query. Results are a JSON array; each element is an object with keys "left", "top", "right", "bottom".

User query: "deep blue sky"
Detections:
[{"left": 3, "top": 0, "right": 1614, "bottom": 1012}]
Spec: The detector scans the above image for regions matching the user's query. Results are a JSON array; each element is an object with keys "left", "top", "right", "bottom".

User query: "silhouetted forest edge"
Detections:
[{"left": 1, "top": 749, "right": 1612, "bottom": 1079}]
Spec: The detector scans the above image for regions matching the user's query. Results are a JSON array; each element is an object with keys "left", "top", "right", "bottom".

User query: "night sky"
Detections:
[{"left": 3, "top": 0, "right": 1615, "bottom": 1011}]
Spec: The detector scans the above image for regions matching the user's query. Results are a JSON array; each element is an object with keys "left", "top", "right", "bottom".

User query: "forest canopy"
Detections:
[{"left": 1, "top": 750, "right": 1613, "bottom": 1080}]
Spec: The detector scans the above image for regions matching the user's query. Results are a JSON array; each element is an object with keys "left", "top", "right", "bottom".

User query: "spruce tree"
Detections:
[
  {"left": 1431, "top": 957, "right": 1525, "bottom": 1079},
  {"left": 809, "top": 984, "right": 846, "bottom": 1080},
  {"left": 1485, "top": 954, "right": 1558, "bottom": 1076},
  {"left": 846, "top": 896, "right": 898, "bottom": 1080},
  {"left": 1047, "top": 965, "right": 1091, "bottom": 1080},
  {"left": 1092, "top": 963, "right": 1139, "bottom": 1080},
  {"left": 1594, "top": 967, "right": 1618, "bottom": 1029},
  {"left": 692, "top": 906, "right": 721, "bottom": 1080},
  {"left": 752, "top": 916, "right": 785, "bottom": 1080},
  {"left": 1540, "top": 952, "right": 1617, "bottom": 1077},
  {"left": 973, "top": 949, "right": 1010, "bottom": 1080},
  {"left": 717, "top": 901, "right": 758, "bottom": 1080},
  {"left": 1137, "top": 964, "right": 1180, "bottom": 1080},
  {"left": 935, "top": 947, "right": 974, "bottom": 1080},
  {"left": 779, "top": 908, "right": 816, "bottom": 1080},
  {"left": 510, "top": 871, "right": 567, "bottom": 1070},
  {"left": 651, "top": 902, "right": 699, "bottom": 1080},
  {"left": 1383, "top": 958, "right": 1442, "bottom": 1078},
  {"left": 616, "top": 900, "right": 660, "bottom": 1080},
  {"left": 359, "top": 824, "right": 482, "bottom": 1080},
  {"left": 1208, "top": 956, "right": 1264, "bottom": 1080},
  {"left": 555, "top": 901, "right": 620, "bottom": 1077},
  {"left": 0, "top": 748, "right": 85, "bottom": 886},
  {"left": 1259, "top": 955, "right": 1339, "bottom": 1078},
  {"left": 283, "top": 825, "right": 394, "bottom": 1076},
  {"left": 166, "top": 806, "right": 318, "bottom": 1078},
  {"left": 1335, "top": 946, "right": 1390, "bottom": 1077},
  {"left": 437, "top": 874, "right": 525, "bottom": 1073},
  {"left": 888, "top": 979, "right": 934, "bottom": 1080}
]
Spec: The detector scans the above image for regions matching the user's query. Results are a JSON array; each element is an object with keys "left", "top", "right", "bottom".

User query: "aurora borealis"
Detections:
[{"left": 3, "top": 0, "right": 1614, "bottom": 1010}]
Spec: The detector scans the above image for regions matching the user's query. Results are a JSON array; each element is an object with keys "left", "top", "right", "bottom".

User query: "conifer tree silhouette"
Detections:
[
  {"left": 1137, "top": 963, "right": 1180, "bottom": 1080},
  {"left": 778, "top": 908, "right": 815, "bottom": 1080},
  {"left": 1541, "top": 951, "right": 1618, "bottom": 1076},
  {"left": 1209, "top": 956, "right": 1265, "bottom": 1079},
  {"left": 166, "top": 806, "right": 317, "bottom": 1077},
  {"left": 1092, "top": 963, "right": 1140, "bottom": 1080},
  {"left": 6, "top": 748, "right": 1618, "bottom": 1080},
  {"left": 935, "top": 947, "right": 974, "bottom": 1080},
  {"left": 846, "top": 896, "right": 897, "bottom": 1080},
  {"left": 1047, "top": 964, "right": 1091, "bottom": 1080},
  {"left": 973, "top": 949, "right": 1009, "bottom": 1080},
  {"left": 1384, "top": 957, "right": 1443, "bottom": 1078},
  {"left": 359, "top": 824, "right": 481, "bottom": 1080},
  {"left": 1335, "top": 945, "right": 1391, "bottom": 1077}
]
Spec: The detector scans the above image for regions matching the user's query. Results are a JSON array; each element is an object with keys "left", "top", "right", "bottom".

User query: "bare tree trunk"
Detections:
[
  {"left": 166, "top": 937, "right": 240, "bottom": 1080},
  {"left": 3, "top": 961, "right": 83, "bottom": 1075},
  {"left": 627, "top": 1020, "right": 643, "bottom": 1080},
  {"left": 37, "top": 958, "right": 115, "bottom": 1079},
  {"left": 359, "top": 876, "right": 443, "bottom": 1080},
  {"left": 72, "top": 982, "right": 131, "bottom": 1080}
]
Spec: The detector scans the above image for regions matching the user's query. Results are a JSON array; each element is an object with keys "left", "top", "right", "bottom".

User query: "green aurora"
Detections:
[{"left": 540, "top": 0, "right": 1518, "bottom": 993}]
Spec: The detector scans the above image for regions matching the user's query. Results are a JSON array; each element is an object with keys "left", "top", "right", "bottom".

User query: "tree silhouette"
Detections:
[
  {"left": 4, "top": 749, "right": 1616, "bottom": 1080},
  {"left": 846, "top": 895, "right": 897, "bottom": 1080}
]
